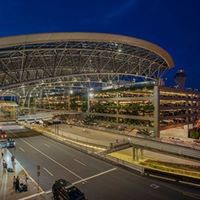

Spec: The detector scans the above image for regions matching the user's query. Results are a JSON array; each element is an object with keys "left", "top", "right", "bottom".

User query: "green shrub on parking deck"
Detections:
[{"left": 189, "top": 130, "right": 200, "bottom": 139}]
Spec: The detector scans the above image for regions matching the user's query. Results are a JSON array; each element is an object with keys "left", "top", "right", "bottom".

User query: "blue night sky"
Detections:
[{"left": 0, "top": 0, "right": 199, "bottom": 88}]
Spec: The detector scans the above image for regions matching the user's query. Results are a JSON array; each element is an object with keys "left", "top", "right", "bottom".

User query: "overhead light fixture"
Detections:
[
  {"left": 89, "top": 92, "right": 94, "bottom": 98},
  {"left": 118, "top": 48, "right": 122, "bottom": 53}
]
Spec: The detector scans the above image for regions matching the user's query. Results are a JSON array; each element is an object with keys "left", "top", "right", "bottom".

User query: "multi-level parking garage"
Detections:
[{"left": 0, "top": 32, "right": 198, "bottom": 138}]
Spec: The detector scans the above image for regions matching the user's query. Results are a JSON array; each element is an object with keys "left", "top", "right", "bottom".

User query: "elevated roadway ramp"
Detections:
[{"left": 17, "top": 111, "right": 82, "bottom": 121}]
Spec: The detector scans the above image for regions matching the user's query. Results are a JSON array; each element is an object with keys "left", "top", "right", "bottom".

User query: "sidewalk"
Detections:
[{"left": 0, "top": 148, "right": 47, "bottom": 200}]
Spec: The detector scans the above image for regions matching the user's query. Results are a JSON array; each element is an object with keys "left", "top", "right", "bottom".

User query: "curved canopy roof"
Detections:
[{"left": 0, "top": 32, "right": 174, "bottom": 89}]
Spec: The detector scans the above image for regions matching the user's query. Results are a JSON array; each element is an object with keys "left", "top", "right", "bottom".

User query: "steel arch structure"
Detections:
[{"left": 0, "top": 32, "right": 174, "bottom": 91}]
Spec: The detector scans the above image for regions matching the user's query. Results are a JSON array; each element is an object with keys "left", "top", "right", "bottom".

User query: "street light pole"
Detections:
[
  {"left": 57, "top": 124, "right": 59, "bottom": 136},
  {"left": 87, "top": 88, "right": 94, "bottom": 113},
  {"left": 37, "top": 165, "right": 40, "bottom": 193},
  {"left": 54, "top": 124, "right": 59, "bottom": 136},
  {"left": 87, "top": 88, "right": 90, "bottom": 113}
]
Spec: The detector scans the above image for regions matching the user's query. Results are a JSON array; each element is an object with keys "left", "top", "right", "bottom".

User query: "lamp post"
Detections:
[
  {"left": 87, "top": 88, "right": 90, "bottom": 113},
  {"left": 37, "top": 165, "right": 40, "bottom": 193},
  {"left": 68, "top": 89, "right": 73, "bottom": 111},
  {"left": 54, "top": 122, "right": 59, "bottom": 136},
  {"left": 87, "top": 88, "right": 94, "bottom": 113}
]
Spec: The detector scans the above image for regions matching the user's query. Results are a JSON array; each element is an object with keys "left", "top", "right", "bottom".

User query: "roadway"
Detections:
[{"left": 7, "top": 128, "right": 200, "bottom": 200}]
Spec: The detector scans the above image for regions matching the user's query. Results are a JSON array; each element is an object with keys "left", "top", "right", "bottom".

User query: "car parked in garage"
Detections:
[{"left": 0, "top": 129, "right": 7, "bottom": 139}]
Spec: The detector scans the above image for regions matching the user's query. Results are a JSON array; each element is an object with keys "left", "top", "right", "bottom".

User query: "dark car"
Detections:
[
  {"left": 7, "top": 138, "right": 16, "bottom": 148},
  {"left": 0, "top": 138, "right": 16, "bottom": 148},
  {"left": 52, "top": 179, "right": 86, "bottom": 200}
]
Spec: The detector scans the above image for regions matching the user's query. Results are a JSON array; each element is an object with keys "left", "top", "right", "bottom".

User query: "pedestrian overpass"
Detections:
[{"left": 103, "top": 137, "right": 200, "bottom": 162}]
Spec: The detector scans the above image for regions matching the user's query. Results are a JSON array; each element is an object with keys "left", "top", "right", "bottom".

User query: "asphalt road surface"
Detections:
[{"left": 7, "top": 129, "right": 200, "bottom": 200}]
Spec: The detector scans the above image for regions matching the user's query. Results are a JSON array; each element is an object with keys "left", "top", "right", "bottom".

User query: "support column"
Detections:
[
  {"left": 140, "top": 148, "right": 144, "bottom": 160},
  {"left": 27, "top": 95, "right": 31, "bottom": 109},
  {"left": 135, "top": 148, "right": 139, "bottom": 161},
  {"left": 132, "top": 147, "right": 136, "bottom": 161},
  {"left": 116, "top": 92, "right": 119, "bottom": 123},
  {"left": 87, "top": 88, "right": 90, "bottom": 113},
  {"left": 153, "top": 85, "right": 160, "bottom": 138},
  {"left": 68, "top": 94, "right": 71, "bottom": 111},
  {"left": 186, "top": 93, "right": 190, "bottom": 136}
]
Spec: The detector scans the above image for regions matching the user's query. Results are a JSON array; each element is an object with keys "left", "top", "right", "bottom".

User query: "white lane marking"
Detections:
[
  {"left": 73, "top": 167, "right": 117, "bottom": 185},
  {"left": 45, "top": 167, "right": 117, "bottom": 194},
  {"left": 179, "top": 181, "right": 200, "bottom": 187},
  {"left": 44, "top": 143, "right": 50, "bottom": 148},
  {"left": 150, "top": 183, "right": 160, "bottom": 189},
  {"left": 20, "top": 138, "right": 83, "bottom": 179},
  {"left": 149, "top": 174, "right": 176, "bottom": 182},
  {"left": 18, "top": 191, "right": 45, "bottom": 200},
  {"left": 19, "top": 147, "right": 25, "bottom": 152},
  {"left": 73, "top": 159, "right": 86, "bottom": 166},
  {"left": 43, "top": 167, "right": 54, "bottom": 177}
]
